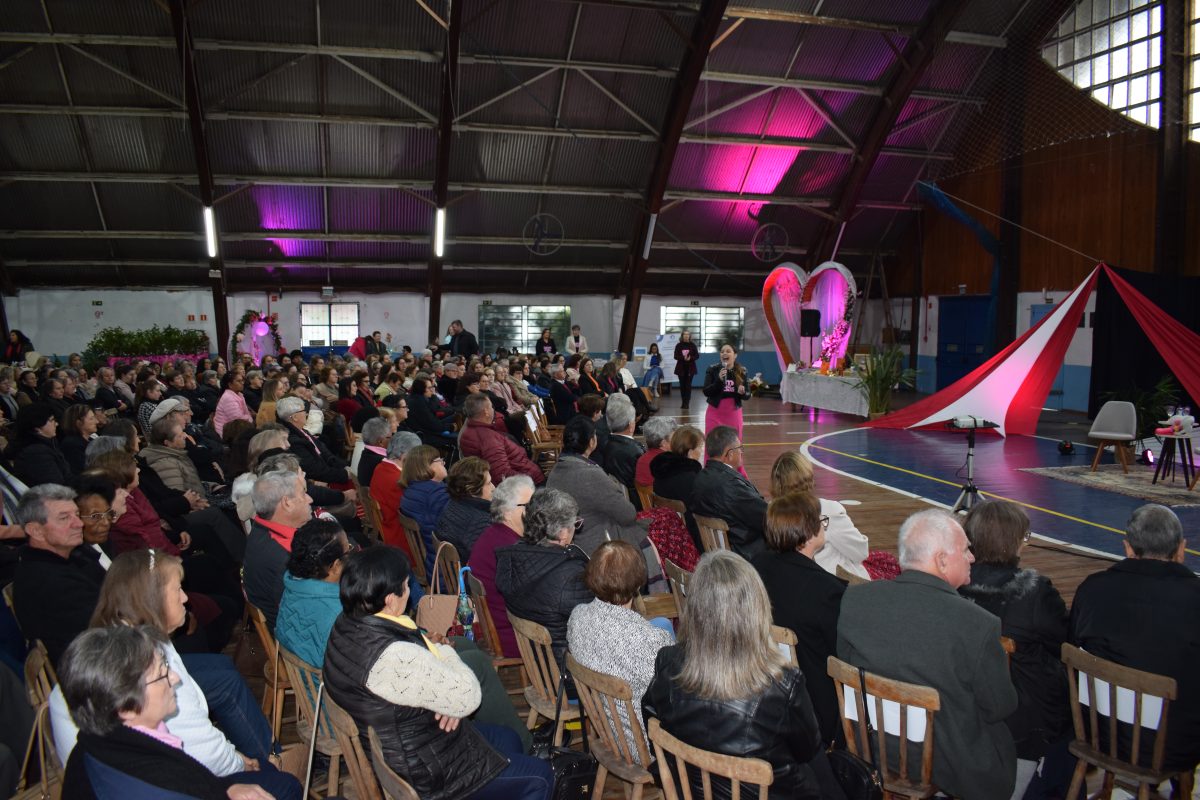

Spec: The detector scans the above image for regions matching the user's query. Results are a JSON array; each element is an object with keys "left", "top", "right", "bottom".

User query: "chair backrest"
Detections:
[
  {"left": 635, "top": 484, "right": 654, "bottom": 513},
  {"left": 566, "top": 653, "right": 653, "bottom": 768},
  {"left": 650, "top": 493, "right": 686, "bottom": 514},
  {"left": 770, "top": 625, "right": 798, "bottom": 667},
  {"left": 276, "top": 643, "right": 335, "bottom": 743},
  {"left": 647, "top": 718, "right": 773, "bottom": 800},
  {"left": 827, "top": 655, "right": 941, "bottom": 791},
  {"left": 834, "top": 564, "right": 869, "bottom": 586},
  {"left": 1000, "top": 635, "right": 1016, "bottom": 664},
  {"left": 20, "top": 640, "right": 63, "bottom": 788},
  {"left": 692, "top": 514, "right": 730, "bottom": 552},
  {"left": 466, "top": 573, "right": 505, "bottom": 659},
  {"left": 1061, "top": 643, "right": 1176, "bottom": 772},
  {"left": 247, "top": 603, "right": 278, "bottom": 660},
  {"left": 2, "top": 581, "right": 21, "bottom": 638},
  {"left": 362, "top": 489, "right": 385, "bottom": 545},
  {"left": 507, "top": 612, "right": 563, "bottom": 706},
  {"left": 1089, "top": 400, "right": 1137, "bottom": 438},
  {"left": 429, "top": 537, "right": 461, "bottom": 594},
  {"left": 24, "top": 640, "right": 57, "bottom": 708},
  {"left": 398, "top": 514, "right": 428, "bottom": 583},
  {"left": 663, "top": 559, "right": 691, "bottom": 616},
  {"left": 367, "top": 727, "right": 420, "bottom": 800},
  {"left": 324, "top": 692, "right": 383, "bottom": 800}
]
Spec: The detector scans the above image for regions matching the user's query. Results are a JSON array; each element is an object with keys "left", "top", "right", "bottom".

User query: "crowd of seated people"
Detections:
[{"left": 1, "top": 340, "right": 1197, "bottom": 800}]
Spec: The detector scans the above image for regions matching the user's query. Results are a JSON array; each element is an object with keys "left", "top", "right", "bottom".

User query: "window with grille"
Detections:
[
  {"left": 1190, "top": 0, "right": 1200, "bottom": 141},
  {"left": 660, "top": 306, "right": 744, "bottom": 352},
  {"left": 478, "top": 305, "right": 572, "bottom": 354},
  {"left": 300, "top": 302, "right": 360, "bottom": 347}
]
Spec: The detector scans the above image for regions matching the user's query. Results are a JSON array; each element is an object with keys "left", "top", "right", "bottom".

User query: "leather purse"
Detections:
[
  {"left": 532, "top": 666, "right": 598, "bottom": 800},
  {"left": 414, "top": 543, "right": 462, "bottom": 638},
  {"left": 827, "top": 665, "right": 883, "bottom": 800}
]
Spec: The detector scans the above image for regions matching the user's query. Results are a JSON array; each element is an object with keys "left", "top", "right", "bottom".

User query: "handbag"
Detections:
[
  {"left": 531, "top": 666, "right": 598, "bottom": 800},
  {"left": 826, "top": 666, "right": 883, "bottom": 800},
  {"left": 415, "top": 543, "right": 463, "bottom": 638}
]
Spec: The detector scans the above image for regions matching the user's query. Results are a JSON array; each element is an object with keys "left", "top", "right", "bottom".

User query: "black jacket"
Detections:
[
  {"left": 93, "top": 385, "right": 125, "bottom": 412},
  {"left": 284, "top": 420, "right": 349, "bottom": 485},
  {"left": 535, "top": 338, "right": 557, "bottom": 355},
  {"left": 406, "top": 394, "right": 455, "bottom": 438},
  {"left": 12, "top": 544, "right": 106, "bottom": 666},
  {"left": 752, "top": 549, "right": 846, "bottom": 746},
  {"left": 59, "top": 434, "right": 90, "bottom": 476},
  {"left": 242, "top": 387, "right": 262, "bottom": 414},
  {"left": 434, "top": 495, "right": 491, "bottom": 561},
  {"left": 194, "top": 384, "right": 221, "bottom": 421},
  {"left": 449, "top": 330, "right": 479, "bottom": 357},
  {"left": 357, "top": 447, "right": 384, "bottom": 489},
  {"left": 650, "top": 452, "right": 703, "bottom": 549},
  {"left": 643, "top": 644, "right": 826, "bottom": 799},
  {"left": 1070, "top": 557, "right": 1200, "bottom": 772},
  {"left": 494, "top": 540, "right": 593, "bottom": 666},
  {"left": 702, "top": 363, "right": 745, "bottom": 409},
  {"left": 435, "top": 375, "right": 458, "bottom": 405},
  {"left": 959, "top": 563, "right": 1070, "bottom": 760},
  {"left": 64, "top": 725, "right": 235, "bottom": 800},
  {"left": 11, "top": 436, "right": 72, "bottom": 488},
  {"left": 688, "top": 461, "right": 767, "bottom": 559},
  {"left": 673, "top": 342, "right": 698, "bottom": 379},
  {"left": 591, "top": 418, "right": 610, "bottom": 469},
  {"left": 548, "top": 381, "right": 577, "bottom": 426},
  {"left": 604, "top": 434, "right": 645, "bottom": 505},
  {"left": 324, "top": 613, "right": 506, "bottom": 800},
  {"left": 135, "top": 453, "right": 192, "bottom": 530},
  {"left": 243, "top": 519, "right": 289, "bottom": 631}
]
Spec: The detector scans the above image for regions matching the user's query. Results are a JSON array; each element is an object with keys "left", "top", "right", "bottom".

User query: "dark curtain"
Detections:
[{"left": 1089, "top": 265, "right": 1200, "bottom": 418}]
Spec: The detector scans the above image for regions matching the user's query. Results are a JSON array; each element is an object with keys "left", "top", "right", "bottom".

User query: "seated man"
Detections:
[
  {"left": 602, "top": 394, "right": 644, "bottom": 507},
  {"left": 277, "top": 396, "right": 352, "bottom": 486},
  {"left": 458, "top": 393, "right": 544, "bottom": 485},
  {"left": 12, "top": 484, "right": 106, "bottom": 665},
  {"left": 838, "top": 509, "right": 1017, "bottom": 800},
  {"left": 1069, "top": 503, "right": 1200, "bottom": 774},
  {"left": 688, "top": 425, "right": 767, "bottom": 558},
  {"left": 243, "top": 468, "right": 313, "bottom": 631},
  {"left": 547, "top": 364, "right": 577, "bottom": 426}
]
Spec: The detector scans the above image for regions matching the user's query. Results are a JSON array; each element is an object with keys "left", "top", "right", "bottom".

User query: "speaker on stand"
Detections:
[{"left": 800, "top": 309, "right": 821, "bottom": 365}]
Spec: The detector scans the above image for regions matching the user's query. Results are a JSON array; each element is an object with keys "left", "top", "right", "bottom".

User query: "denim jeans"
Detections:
[
  {"left": 180, "top": 652, "right": 277, "bottom": 762},
  {"left": 467, "top": 723, "right": 553, "bottom": 800},
  {"left": 226, "top": 764, "right": 302, "bottom": 800}
]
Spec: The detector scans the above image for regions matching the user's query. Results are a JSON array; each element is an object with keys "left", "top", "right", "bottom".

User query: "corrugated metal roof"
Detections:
[
  {"left": 449, "top": 130, "right": 552, "bottom": 185},
  {"left": 215, "top": 185, "right": 324, "bottom": 232},
  {"left": 327, "top": 187, "right": 432, "bottom": 233},
  {"left": 200, "top": 52, "right": 321, "bottom": 114},
  {"left": 462, "top": 0, "right": 578, "bottom": 62},
  {"left": 192, "top": 0, "right": 317, "bottom": 45},
  {"left": 81, "top": 115, "right": 195, "bottom": 173},
  {"left": 571, "top": 4, "right": 691, "bottom": 69},
  {"left": 5, "top": 0, "right": 50, "bottom": 33},
  {"left": 207, "top": 119, "right": 322, "bottom": 175},
  {"left": 322, "top": 0, "right": 446, "bottom": 53},
  {"left": 46, "top": 0, "right": 171, "bottom": 35},
  {"left": 547, "top": 137, "right": 656, "bottom": 188},
  {"left": 96, "top": 183, "right": 202, "bottom": 231},
  {"left": 0, "top": 114, "right": 88, "bottom": 171},
  {"left": 59, "top": 46, "right": 182, "bottom": 107},
  {"left": 0, "top": 183, "right": 101, "bottom": 230},
  {"left": 0, "top": 46, "right": 69, "bottom": 104},
  {"left": 326, "top": 124, "right": 436, "bottom": 180}
]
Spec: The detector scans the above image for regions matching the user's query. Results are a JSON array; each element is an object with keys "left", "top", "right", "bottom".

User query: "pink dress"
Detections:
[{"left": 703, "top": 365, "right": 746, "bottom": 476}]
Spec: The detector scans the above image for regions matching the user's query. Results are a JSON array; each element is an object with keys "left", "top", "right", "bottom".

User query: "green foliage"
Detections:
[
  {"left": 1101, "top": 375, "right": 1180, "bottom": 441},
  {"left": 84, "top": 326, "right": 210, "bottom": 363},
  {"left": 854, "top": 346, "right": 918, "bottom": 415}
]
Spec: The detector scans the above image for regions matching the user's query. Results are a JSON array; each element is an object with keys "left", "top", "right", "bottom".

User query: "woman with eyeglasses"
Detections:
[
  {"left": 399, "top": 444, "right": 449, "bottom": 577},
  {"left": 74, "top": 476, "right": 127, "bottom": 571},
  {"left": 958, "top": 500, "right": 1070, "bottom": 798},
  {"left": 770, "top": 451, "right": 870, "bottom": 581},
  {"left": 494, "top": 487, "right": 594, "bottom": 668}
]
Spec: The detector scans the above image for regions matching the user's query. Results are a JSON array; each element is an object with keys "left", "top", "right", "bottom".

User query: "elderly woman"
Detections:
[
  {"left": 959, "top": 500, "right": 1069, "bottom": 797},
  {"left": 468, "top": 475, "right": 535, "bottom": 659},
  {"left": 751, "top": 492, "right": 846, "bottom": 747},
  {"left": 369, "top": 431, "right": 421, "bottom": 556},
  {"left": 546, "top": 415, "right": 649, "bottom": 555},
  {"left": 434, "top": 456, "right": 494, "bottom": 561},
  {"left": 75, "top": 476, "right": 124, "bottom": 571},
  {"left": 635, "top": 415, "right": 677, "bottom": 490},
  {"left": 495, "top": 487, "right": 593, "bottom": 667},
  {"left": 141, "top": 417, "right": 207, "bottom": 497},
  {"left": 213, "top": 372, "right": 253, "bottom": 437},
  {"left": 400, "top": 444, "right": 448, "bottom": 576},
  {"left": 567, "top": 540, "right": 673, "bottom": 762},
  {"left": 60, "top": 403, "right": 100, "bottom": 475},
  {"left": 643, "top": 551, "right": 839, "bottom": 799},
  {"left": 58, "top": 626, "right": 283, "bottom": 800},
  {"left": 323, "top": 546, "right": 552, "bottom": 800},
  {"left": 52, "top": 551, "right": 298, "bottom": 799},
  {"left": 770, "top": 451, "right": 870, "bottom": 580}
]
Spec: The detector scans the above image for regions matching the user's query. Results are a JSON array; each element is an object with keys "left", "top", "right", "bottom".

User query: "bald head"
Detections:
[{"left": 898, "top": 509, "right": 974, "bottom": 588}]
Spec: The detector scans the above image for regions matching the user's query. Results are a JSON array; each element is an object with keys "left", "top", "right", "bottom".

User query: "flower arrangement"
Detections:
[
  {"left": 748, "top": 372, "right": 767, "bottom": 396},
  {"left": 231, "top": 310, "right": 283, "bottom": 364},
  {"left": 83, "top": 326, "right": 209, "bottom": 370},
  {"left": 819, "top": 319, "right": 851, "bottom": 366}
]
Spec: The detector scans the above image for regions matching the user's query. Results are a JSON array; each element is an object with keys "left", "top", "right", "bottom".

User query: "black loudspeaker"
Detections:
[{"left": 800, "top": 309, "right": 822, "bottom": 337}]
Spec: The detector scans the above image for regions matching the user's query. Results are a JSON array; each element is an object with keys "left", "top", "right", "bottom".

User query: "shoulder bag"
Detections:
[{"left": 826, "top": 665, "right": 884, "bottom": 800}]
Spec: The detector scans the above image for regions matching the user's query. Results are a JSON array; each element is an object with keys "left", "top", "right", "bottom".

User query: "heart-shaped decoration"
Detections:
[{"left": 762, "top": 261, "right": 857, "bottom": 369}]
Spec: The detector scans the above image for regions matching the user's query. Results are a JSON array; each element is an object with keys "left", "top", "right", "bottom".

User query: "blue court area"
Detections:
[{"left": 803, "top": 427, "right": 1200, "bottom": 572}]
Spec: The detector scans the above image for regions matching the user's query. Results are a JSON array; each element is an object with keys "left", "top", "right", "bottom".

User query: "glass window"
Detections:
[
  {"left": 477, "top": 305, "right": 572, "bottom": 354},
  {"left": 300, "top": 302, "right": 359, "bottom": 347},
  {"left": 660, "top": 306, "right": 745, "bottom": 353}
]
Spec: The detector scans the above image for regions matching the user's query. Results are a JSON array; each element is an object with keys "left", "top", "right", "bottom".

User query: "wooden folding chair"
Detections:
[
  {"left": 651, "top": 492, "right": 687, "bottom": 520},
  {"left": 398, "top": 514, "right": 428, "bottom": 585},
  {"left": 276, "top": 644, "right": 342, "bottom": 798},
  {"left": 770, "top": 625, "right": 799, "bottom": 667},
  {"left": 835, "top": 564, "right": 869, "bottom": 586},
  {"left": 429, "top": 536, "right": 462, "bottom": 593},
  {"left": 324, "top": 693, "right": 383, "bottom": 800},
  {"left": 692, "top": 514, "right": 730, "bottom": 552},
  {"left": 662, "top": 558, "right": 691, "bottom": 617},
  {"left": 1000, "top": 636, "right": 1015, "bottom": 666},
  {"left": 635, "top": 484, "right": 654, "bottom": 513},
  {"left": 827, "top": 655, "right": 941, "bottom": 798},
  {"left": 506, "top": 611, "right": 579, "bottom": 746},
  {"left": 566, "top": 654, "right": 655, "bottom": 800},
  {"left": 246, "top": 603, "right": 293, "bottom": 741},
  {"left": 361, "top": 490, "right": 385, "bottom": 545},
  {"left": 647, "top": 717, "right": 774, "bottom": 800},
  {"left": 367, "top": 727, "right": 420, "bottom": 800},
  {"left": 466, "top": 574, "right": 525, "bottom": 692},
  {"left": 16, "top": 640, "right": 63, "bottom": 799},
  {"left": 1061, "top": 643, "right": 1195, "bottom": 800}
]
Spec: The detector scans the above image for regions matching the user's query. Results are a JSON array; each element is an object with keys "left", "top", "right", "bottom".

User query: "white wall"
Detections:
[{"left": 228, "top": 290, "right": 429, "bottom": 352}]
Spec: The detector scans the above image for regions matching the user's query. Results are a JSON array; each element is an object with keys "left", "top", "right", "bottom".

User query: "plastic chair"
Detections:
[
  {"left": 506, "top": 611, "right": 579, "bottom": 746},
  {"left": 692, "top": 514, "right": 730, "bottom": 552},
  {"left": 367, "top": 727, "right": 420, "bottom": 800},
  {"left": 647, "top": 717, "right": 774, "bottom": 800},
  {"left": 1061, "top": 643, "right": 1195, "bottom": 800},
  {"left": 566, "top": 653, "right": 655, "bottom": 800},
  {"left": 1088, "top": 400, "right": 1137, "bottom": 473}
]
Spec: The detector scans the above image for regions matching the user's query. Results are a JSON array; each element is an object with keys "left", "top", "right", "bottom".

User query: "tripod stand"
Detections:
[{"left": 952, "top": 427, "right": 983, "bottom": 513}]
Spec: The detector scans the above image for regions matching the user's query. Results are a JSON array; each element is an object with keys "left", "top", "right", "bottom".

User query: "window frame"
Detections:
[
  {"left": 659, "top": 306, "right": 745, "bottom": 353},
  {"left": 299, "top": 301, "right": 361, "bottom": 348}
]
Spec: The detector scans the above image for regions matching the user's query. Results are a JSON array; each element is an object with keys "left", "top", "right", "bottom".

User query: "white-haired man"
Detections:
[{"left": 837, "top": 509, "right": 1017, "bottom": 800}]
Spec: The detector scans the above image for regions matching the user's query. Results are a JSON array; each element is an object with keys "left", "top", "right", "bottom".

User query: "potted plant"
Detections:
[{"left": 855, "top": 346, "right": 917, "bottom": 419}]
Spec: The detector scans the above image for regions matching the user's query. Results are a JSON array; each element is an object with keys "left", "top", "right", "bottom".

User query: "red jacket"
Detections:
[
  {"left": 369, "top": 460, "right": 412, "bottom": 561},
  {"left": 458, "top": 418, "right": 545, "bottom": 485},
  {"left": 109, "top": 488, "right": 181, "bottom": 556}
]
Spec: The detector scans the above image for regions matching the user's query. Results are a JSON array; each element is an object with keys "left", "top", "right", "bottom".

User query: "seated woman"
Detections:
[
  {"left": 770, "top": 451, "right": 870, "bottom": 580},
  {"left": 434, "top": 456, "right": 494, "bottom": 561},
  {"left": 323, "top": 546, "right": 552, "bottom": 799},
  {"left": 59, "top": 626, "right": 287, "bottom": 800},
  {"left": 751, "top": 492, "right": 846, "bottom": 747},
  {"left": 643, "top": 551, "right": 841, "bottom": 799},
  {"left": 468, "top": 475, "right": 535, "bottom": 659},
  {"left": 650, "top": 424, "right": 704, "bottom": 548},
  {"left": 567, "top": 540, "right": 673, "bottom": 762},
  {"left": 399, "top": 444, "right": 449, "bottom": 576},
  {"left": 213, "top": 373, "right": 253, "bottom": 438},
  {"left": 958, "top": 500, "right": 1070, "bottom": 798},
  {"left": 640, "top": 342, "right": 664, "bottom": 396},
  {"left": 495, "top": 487, "right": 593, "bottom": 667},
  {"left": 8, "top": 402, "right": 71, "bottom": 487},
  {"left": 74, "top": 475, "right": 124, "bottom": 571},
  {"left": 134, "top": 379, "right": 164, "bottom": 438},
  {"left": 60, "top": 403, "right": 100, "bottom": 475},
  {"left": 141, "top": 417, "right": 207, "bottom": 498},
  {"left": 406, "top": 377, "right": 456, "bottom": 439},
  {"left": 52, "top": 551, "right": 298, "bottom": 799},
  {"left": 635, "top": 415, "right": 677, "bottom": 490}
]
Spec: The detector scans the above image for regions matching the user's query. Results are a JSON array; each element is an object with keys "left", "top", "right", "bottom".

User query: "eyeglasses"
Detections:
[
  {"left": 81, "top": 510, "right": 117, "bottom": 523},
  {"left": 144, "top": 662, "right": 172, "bottom": 687},
  {"left": 574, "top": 517, "right": 585, "bottom": 530},
  {"left": 433, "top": 457, "right": 445, "bottom": 464},
  {"left": 820, "top": 515, "right": 830, "bottom": 530}
]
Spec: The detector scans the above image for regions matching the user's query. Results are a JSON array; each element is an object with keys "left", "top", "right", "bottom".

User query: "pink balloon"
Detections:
[{"left": 252, "top": 321, "right": 270, "bottom": 337}]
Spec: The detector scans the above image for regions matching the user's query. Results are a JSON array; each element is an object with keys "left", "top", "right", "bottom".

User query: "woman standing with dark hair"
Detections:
[
  {"left": 3, "top": 330, "right": 33, "bottom": 365},
  {"left": 536, "top": 328, "right": 556, "bottom": 355},
  {"left": 672, "top": 330, "right": 699, "bottom": 410},
  {"left": 324, "top": 546, "right": 552, "bottom": 800}
]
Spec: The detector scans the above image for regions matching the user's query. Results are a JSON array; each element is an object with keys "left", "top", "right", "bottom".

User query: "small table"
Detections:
[
  {"left": 780, "top": 371, "right": 867, "bottom": 418},
  {"left": 1152, "top": 431, "right": 1196, "bottom": 486}
]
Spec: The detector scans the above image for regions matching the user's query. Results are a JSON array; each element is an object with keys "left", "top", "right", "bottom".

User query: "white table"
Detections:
[{"left": 781, "top": 371, "right": 868, "bottom": 418}]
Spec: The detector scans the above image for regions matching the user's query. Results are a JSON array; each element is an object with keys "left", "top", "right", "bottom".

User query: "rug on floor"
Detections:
[{"left": 1020, "top": 464, "right": 1200, "bottom": 507}]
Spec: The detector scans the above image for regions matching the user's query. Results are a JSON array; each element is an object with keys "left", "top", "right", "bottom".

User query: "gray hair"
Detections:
[
  {"left": 549, "top": 363, "right": 565, "bottom": 379},
  {"left": 463, "top": 392, "right": 492, "bottom": 419},
  {"left": 605, "top": 393, "right": 635, "bottom": 432},
  {"left": 898, "top": 509, "right": 964, "bottom": 569},
  {"left": 252, "top": 470, "right": 303, "bottom": 519},
  {"left": 490, "top": 475, "right": 535, "bottom": 523},
  {"left": 257, "top": 453, "right": 301, "bottom": 477},
  {"left": 246, "top": 370, "right": 263, "bottom": 383},
  {"left": 642, "top": 416, "right": 678, "bottom": 449},
  {"left": 1126, "top": 504, "right": 1183, "bottom": 559},
  {"left": 386, "top": 431, "right": 422, "bottom": 460},
  {"left": 705, "top": 425, "right": 741, "bottom": 459},
  {"left": 97, "top": 367, "right": 114, "bottom": 379},
  {"left": 15, "top": 483, "right": 78, "bottom": 526},
  {"left": 361, "top": 416, "right": 392, "bottom": 446},
  {"left": 523, "top": 488, "right": 578, "bottom": 546},
  {"left": 276, "top": 396, "right": 306, "bottom": 420},
  {"left": 201, "top": 370, "right": 218, "bottom": 384},
  {"left": 60, "top": 625, "right": 168, "bottom": 736},
  {"left": 247, "top": 429, "right": 290, "bottom": 471},
  {"left": 676, "top": 550, "right": 785, "bottom": 701},
  {"left": 86, "top": 436, "right": 129, "bottom": 465}
]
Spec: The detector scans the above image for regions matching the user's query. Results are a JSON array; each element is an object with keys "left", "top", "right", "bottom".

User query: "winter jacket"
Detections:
[
  {"left": 603, "top": 434, "right": 645, "bottom": 505},
  {"left": 701, "top": 363, "right": 745, "bottom": 409},
  {"left": 466, "top": 523, "right": 521, "bottom": 658},
  {"left": 545, "top": 454, "right": 649, "bottom": 555},
  {"left": 548, "top": 380, "right": 578, "bottom": 425},
  {"left": 458, "top": 418, "right": 544, "bottom": 485},
  {"left": 494, "top": 539, "right": 593, "bottom": 666},
  {"left": 959, "top": 563, "right": 1070, "bottom": 760},
  {"left": 59, "top": 434, "right": 91, "bottom": 476},
  {"left": 243, "top": 518, "right": 292, "bottom": 632},
  {"left": 434, "top": 496, "right": 491, "bottom": 561},
  {"left": 323, "top": 613, "right": 506, "bottom": 800},
  {"left": 10, "top": 435, "right": 72, "bottom": 487},
  {"left": 643, "top": 644, "right": 826, "bottom": 799},
  {"left": 650, "top": 452, "right": 703, "bottom": 549},
  {"left": 369, "top": 461, "right": 411, "bottom": 556},
  {"left": 688, "top": 461, "right": 767, "bottom": 559},
  {"left": 284, "top": 420, "right": 349, "bottom": 485},
  {"left": 141, "top": 444, "right": 206, "bottom": 496},
  {"left": 212, "top": 389, "right": 252, "bottom": 437},
  {"left": 12, "top": 544, "right": 106, "bottom": 666},
  {"left": 406, "top": 393, "right": 455, "bottom": 437},
  {"left": 400, "top": 480, "right": 448, "bottom": 576},
  {"left": 109, "top": 488, "right": 180, "bottom": 556},
  {"left": 63, "top": 725, "right": 234, "bottom": 800},
  {"left": 276, "top": 572, "right": 341, "bottom": 668}
]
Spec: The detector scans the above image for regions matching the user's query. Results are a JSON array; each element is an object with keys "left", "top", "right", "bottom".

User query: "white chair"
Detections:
[{"left": 1089, "top": 401, "right": 1137, "bottom": 474}]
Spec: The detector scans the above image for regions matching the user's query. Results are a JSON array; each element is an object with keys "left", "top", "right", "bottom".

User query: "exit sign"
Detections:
[
  {"left": 689, "top": 300, "right": 700, "bottom": 306},
  {"left": 92, "top": 300, "right": 103, "bottom": 306}
]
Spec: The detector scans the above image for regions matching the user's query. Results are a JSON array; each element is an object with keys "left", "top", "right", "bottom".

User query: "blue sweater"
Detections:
[{"left": 275, "top": 572, "right": 341, "bottom": 669}]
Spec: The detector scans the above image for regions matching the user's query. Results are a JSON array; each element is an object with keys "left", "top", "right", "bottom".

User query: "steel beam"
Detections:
[
  {"left": 428, "top": 0, "right": 462, "bottom": 344},
  {"left": 1154, "top": 0, "right": 1185, "bottom": 277}
]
